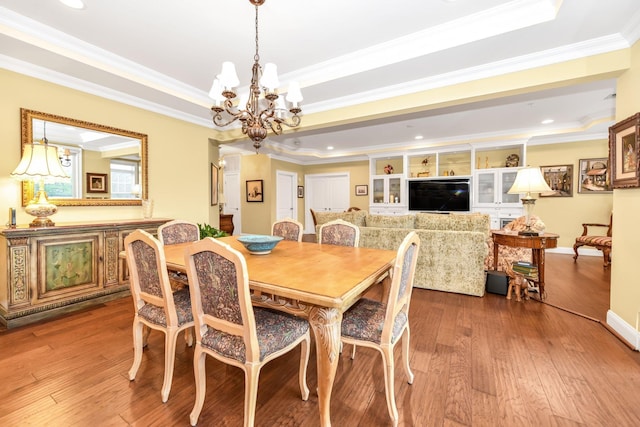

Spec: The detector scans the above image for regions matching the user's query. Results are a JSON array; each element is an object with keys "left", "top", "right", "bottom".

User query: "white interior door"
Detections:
[
  {"left": 304, "top": 173, "right": 350, "bottom": 233},
  {"left": 276, "top": 170, "right": 297, "bottom": 221},
  {"left": 223, "top": 171, "right": 241, "bottom": 235}
]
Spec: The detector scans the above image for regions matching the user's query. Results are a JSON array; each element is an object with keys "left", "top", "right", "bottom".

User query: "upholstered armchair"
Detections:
[
  {"left": 485, "top": 215, "right": 545, "bottom": 271},
  {"left": 573, "top": 214, "right": 612, "bottom": 267}
]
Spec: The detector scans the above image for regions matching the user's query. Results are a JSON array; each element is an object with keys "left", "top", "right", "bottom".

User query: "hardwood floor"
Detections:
[{"left": 1, "top": 253, "right": 639, "bottom": 426}]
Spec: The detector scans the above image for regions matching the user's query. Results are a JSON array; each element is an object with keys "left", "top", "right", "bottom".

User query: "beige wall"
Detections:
[
  {"left": 527, "top": 140, "right": 613, "bottom": 248},
  {"left": 0, "top": 69, "right": 218, "bottom": 227},
  {"left": 610, "top": 39, "right": 640, "bottom": 333}
]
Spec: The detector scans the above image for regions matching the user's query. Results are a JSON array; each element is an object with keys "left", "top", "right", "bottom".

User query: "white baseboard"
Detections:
[
  {"left": 607, "top": 310, "right": 640, "bottom": 350},
  {"left": 547, "top": 246, "right": 602, "bottom": 257}
]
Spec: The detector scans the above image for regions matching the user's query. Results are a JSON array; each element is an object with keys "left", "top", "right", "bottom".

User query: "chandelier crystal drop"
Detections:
[{"left": 209, "top": 0, "right": 303, "bottom": 153}]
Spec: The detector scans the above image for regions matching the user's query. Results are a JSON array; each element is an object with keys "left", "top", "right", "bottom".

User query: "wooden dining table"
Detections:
[{"left": 162, "top": 236, "right": 397, "bottom": 427}]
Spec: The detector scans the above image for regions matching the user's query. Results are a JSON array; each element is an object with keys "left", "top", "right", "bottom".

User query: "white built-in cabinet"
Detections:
[
  {"left": 368, "top": 143, "right": 525, "bottom": 221},
  {"left": 369, "top": 156, "right": 406, "bottom": 215}
]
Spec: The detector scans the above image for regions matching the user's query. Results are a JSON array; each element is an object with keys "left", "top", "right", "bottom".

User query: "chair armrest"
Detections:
[{"left": 580, "top": 223, "right": 610, "bottom": 236}]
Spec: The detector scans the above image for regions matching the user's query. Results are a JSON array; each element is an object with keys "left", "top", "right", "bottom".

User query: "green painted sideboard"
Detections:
[{"left": 0, "top": 218, "right": 170, "bottom": 328}]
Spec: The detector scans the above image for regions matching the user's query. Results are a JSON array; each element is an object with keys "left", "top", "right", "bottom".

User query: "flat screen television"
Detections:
[{"left": 408, "top": 179, "right": 471, "bottom": 212}]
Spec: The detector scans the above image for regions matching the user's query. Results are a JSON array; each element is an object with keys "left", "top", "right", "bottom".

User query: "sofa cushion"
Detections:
[
  {"left": 415, "top": 212, "right": 490, "bottom": 237},
  {"left": 414, "top": 213, "right": 452, "bottom": 230},
  {"left": 313, "top": 210, "right": 367, "bottom": 227},
  {"left": 365, "top": 214, "right": 415, "bottom": 229}
]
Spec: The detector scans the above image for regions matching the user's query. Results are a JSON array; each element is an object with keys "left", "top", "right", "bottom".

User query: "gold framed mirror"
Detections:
[{"left": 20, "top": 108, "right": 148, "bottom": 207}]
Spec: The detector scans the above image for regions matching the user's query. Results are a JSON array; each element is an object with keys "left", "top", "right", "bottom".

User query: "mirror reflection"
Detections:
[{"left": 21, "top": 109, "right": 148, "bottom": 207}]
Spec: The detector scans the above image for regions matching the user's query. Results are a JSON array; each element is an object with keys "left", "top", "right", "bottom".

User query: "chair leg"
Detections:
[
  {"left": 298, "top": 334, "right": 311, "bottom": 401},
  {"left": 380, "top": 345, "right": 399, "bottom": 427},
  {"left": 244, "top": 364, "right": 262, "bottom": 427},
  {"left": 603, "top": 247, "right": 611, "bottom": 268},
  {"left": 401, "top": 327, "right": 414, "bottom": 385},
  {"left": 190, "top": 348, "right": 207, "bottom": 427},
  {"left": 128, "top": 319, "right": 144, "bottom": 381},
  {"left": 161, "top": 328, "right": 178, "bottom": 403},
  {"left": 573, "top": 242, "right": 583, "bottom": 262},
  {"left": 350, "top": 344, "right": 357, "bottom": 360},
  {"left": 185, "top": 327, "right": 194, "bottom": 347}
]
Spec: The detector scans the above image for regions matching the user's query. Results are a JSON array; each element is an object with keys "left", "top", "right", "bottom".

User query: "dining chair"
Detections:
[
  {"left": 318, "top": 218, "right": 360, "bottom": 247},
  {"left": 271, "top": 217, "right": 304, "bottom": 242},
  {"left": 124, "top": 229, "right": 195, "bottom": 403},
  {"left": 340, "top": 231, "right": 421, "bottom": 427},
  {"left": 184, "top": 237, "right": 311, "bottom": 427},
  {"left": 158, "top": 219, "right": 200, "bottom": 245},
  {"left": 158, "top": 220, "right": 200, "bottom": 289}
]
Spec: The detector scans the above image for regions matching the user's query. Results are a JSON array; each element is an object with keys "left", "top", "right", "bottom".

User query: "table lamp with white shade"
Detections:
[
  {"left": 10, "top": 132, "right": 69, "bottom": 227},
  {"left": 507, "top": 166, "right": 552, "bottom": 236}
]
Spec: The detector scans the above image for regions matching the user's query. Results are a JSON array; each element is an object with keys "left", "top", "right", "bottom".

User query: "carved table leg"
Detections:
[{"left": 309, "top": 306, "right": 342, "bottom": 427}]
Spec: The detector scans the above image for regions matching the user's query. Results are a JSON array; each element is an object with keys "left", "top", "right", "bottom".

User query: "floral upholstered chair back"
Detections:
[
  {"left": 185, "top": 237, "right": 260, "bottom": 363},
  {"left": 125, "top": 230, "right": 187, "bottom": 330},
  {"left": 382, "top": 231, "right": 420, "bottom": 343},
  {"left": 272, "top": 217, "right": 304, "bottom": 242},
  {"left": 184, "top": 237, "right": 312, "bottom": 426},
  {"left": 319, "top": 219, "right": 360, "bottom": 247},
  {"left": 158, "top": 220, "right": 200, "bottom": 246}
]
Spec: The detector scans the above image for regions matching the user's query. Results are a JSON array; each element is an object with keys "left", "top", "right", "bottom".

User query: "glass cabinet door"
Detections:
[
  {"left": 389, "top": 177, "right": 401, "bottom": 204},
  {"left": 372, "top": 178, "right": 385, "bottom": 204},
  {"left": 501, "top": 170, "right": 520, "bottom": 204},
  {"left": 476, "top": 171, "right": 497, "bottom": 205}
]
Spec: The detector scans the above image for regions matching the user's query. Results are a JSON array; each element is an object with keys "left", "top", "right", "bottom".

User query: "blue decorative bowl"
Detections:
[{"left": 237, "top": 235, "right": 284, "bottom": 255}]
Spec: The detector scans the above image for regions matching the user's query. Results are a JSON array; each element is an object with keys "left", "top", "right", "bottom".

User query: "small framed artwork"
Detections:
[
  {"left": 540, "top": 164, "right": 573, "bottom": 197},
  {"left": 609, "top": 112, "right": 640, "bottom": 189},
  {"left": 297, "top": 186, "right": 304, "bottom": 198},
  {"left": 355, "top": 184, "right": 368, "bottom": 196},
  {"left": 86, "top": 173, "right": 108, "bottom": 193},
  {"left": 246, "top": 179, "right": 264, "bottom": 202},
  {"left": 577, "top": 158, "right": 611, "bottom": 193},
  {"left": 210, "top": 163, "right": 218, "bottom": 206}
]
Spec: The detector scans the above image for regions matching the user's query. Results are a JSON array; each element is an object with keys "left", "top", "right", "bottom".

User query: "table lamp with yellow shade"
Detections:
[
  {"left": 508, "top": 166, "right": 552, "bottom": 236},
  {"left": 10, "top": 133, "right": 69, "bottom": 227}
]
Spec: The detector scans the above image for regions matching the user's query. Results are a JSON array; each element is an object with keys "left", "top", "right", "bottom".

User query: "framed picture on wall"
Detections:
[
  {"left": 210, "top": 163, "right": 218, "bottom": 206},
  {"left": 246, "top": 179, "right": 263, "bottom": 202},
  {"left": 297, "top": 186, "right": 304, "bottom": 198},
  {"left": 540, "top": 164, "right": 573, "bottom": 197},
  {"left": 609, "top": 112, "right": 640, "bottom": 189},
  {"left": 86, "top": 173, "right": 108, "bottom": 193},
  {"left": 355, "top": 184, "right": 368, "bottom": 196},
  {"left": 577, "top": 158, "right": 611, "bottom": 193}
]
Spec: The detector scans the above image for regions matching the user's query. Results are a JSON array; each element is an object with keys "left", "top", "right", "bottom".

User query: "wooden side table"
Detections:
[
  {"left": 219, "top": 214, "right": 234, "bottom": 235},
  {"left": 492, "top": 231, "right": 559, "bottom": 299}
]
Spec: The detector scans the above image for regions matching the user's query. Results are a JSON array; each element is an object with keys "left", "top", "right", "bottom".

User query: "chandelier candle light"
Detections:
[
  {"left": 209, "top": 0, "right": 303, "bottom": 152},
  {"left": 507, "top": 166, "right": 553, "bottom": 236}
]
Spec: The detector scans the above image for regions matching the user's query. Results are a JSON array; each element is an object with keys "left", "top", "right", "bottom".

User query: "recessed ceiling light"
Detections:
[
  {"left": 541, "top": 119, "right": 554, "bottom": 124},
  {"left": 59, "top": 0, "right": 85, "bottom": 10},
  {"left": 414, "top": 135, "right": 424, "bottom": 140},
  {"left": 327, "top": 146, "right": 334, "bottom": 150}
]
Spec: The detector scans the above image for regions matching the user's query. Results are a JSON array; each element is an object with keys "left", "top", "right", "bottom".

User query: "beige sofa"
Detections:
[{"left": 314, "top": 210, "right": 490, "bottom": 297}]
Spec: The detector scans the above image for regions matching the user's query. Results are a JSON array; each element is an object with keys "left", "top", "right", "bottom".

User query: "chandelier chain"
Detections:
[{"left": 254, "top": 4, "right": 260, "bottom": 63}]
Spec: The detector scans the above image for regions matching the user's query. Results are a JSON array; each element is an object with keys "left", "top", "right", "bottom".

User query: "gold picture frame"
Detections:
[
  {"left": 540, "top": 164, "right": 573, "bottom": 197},
  {"left": 609, "top": 112, "right": 640, "bottom": 189}
]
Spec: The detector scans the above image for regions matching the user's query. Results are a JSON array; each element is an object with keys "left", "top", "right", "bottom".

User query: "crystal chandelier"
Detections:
[{"left": 209, "top": 0, "right": 303, "bottom": 152}]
